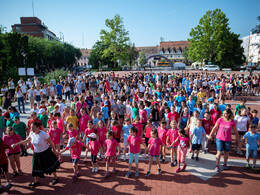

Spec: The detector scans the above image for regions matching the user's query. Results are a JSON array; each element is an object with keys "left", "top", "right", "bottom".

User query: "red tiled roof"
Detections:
[{"left": 160, "top": 41, "right": 189, "bottom": 51}]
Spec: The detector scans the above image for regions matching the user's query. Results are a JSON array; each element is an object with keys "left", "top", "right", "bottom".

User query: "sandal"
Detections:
[
  {"left": 28, "top": 182, "right": 39, "bottom": 187},
  {"left": 51, "top": 178, "right": 58, "bottom": 185},
  {"left": 11, "top": 172, "right": 18, "bottom": 178},
  {"left": 17, "top": 170, "right": 23, "bottom": 176}
]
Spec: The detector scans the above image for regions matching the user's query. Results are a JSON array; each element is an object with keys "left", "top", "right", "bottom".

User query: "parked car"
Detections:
[{"left": 202, "top": 65, "right": 220, "bottom": 71}]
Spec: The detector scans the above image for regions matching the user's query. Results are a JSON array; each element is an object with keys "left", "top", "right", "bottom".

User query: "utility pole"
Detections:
[{"left": 32, "top": 0, "right": 35, "bottom": 17}]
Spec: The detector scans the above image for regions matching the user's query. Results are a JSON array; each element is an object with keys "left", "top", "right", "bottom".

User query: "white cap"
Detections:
[
  {"left": 101, "top": 94, "right": 105, "bottom": 99},
  {"left": 88, "top": 133, "right": 97, "bottom": 139},
  {"left": 67, "top": 137, "right": 76, "bottom": 148},
  {"left": 38, "top": 108, "right": 45, "bottom": 114}
]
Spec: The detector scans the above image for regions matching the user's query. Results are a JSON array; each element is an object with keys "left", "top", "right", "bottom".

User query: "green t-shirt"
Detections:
[
  {"left": 71, "top": 102, "right": 76, "bottom": 111},
  {"left": 149, "top": 83, "right": 153, "bottom": 90},
  {"left": 37, "top": 114, "right": 49, "bottom": 128},
  {"left": 235, "top": 104, "right": 246, "bottom": 115},
  {"left": 12, "top": 122, "right": 27, "bottom": 139},
  {"left": 0, "top": 116, "right": 5, "bottom": 129},
  {"left": 192, "top": 96, "right": 198, "bottom": 103},
  {"left": 48, "top": 106, "right": 54, "bottom": 114},
  {"left": 132, "top": 107, "right": 139, "bottom": 120},
  {"left": 6, "top": 119, "right": 14, "bottom": 127}
]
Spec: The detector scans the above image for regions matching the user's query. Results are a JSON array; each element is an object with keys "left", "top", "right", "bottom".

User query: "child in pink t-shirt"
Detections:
[
  {"left": 132, "top": 116, "right": 143, "bottom": 137},
  {"left": 66, "top": 123, "right": 80, "bottom": 140},
  {"left": 83, "top": 120, "right": 96, "bottom": 162},
  {"left": 60, "top": 137, "right": 85, "bottom": 182},
  {"left": 104, "top": 131, "right": 120, "bottom": 177},
  {"left": 157, "top": 120, "right": 168, "bottom": 163},
  {"left": 97, "top": 120, "right": 107, "bottom": 159},
  {"left": 79, "top": 108, "right": 90, "bottom": 137},
  {"left": 47, "top": 112, "right": 55, "bottom": 131},
  {"left": 3, "top": 127, "right": 23, "bottom": 177},
  {"left": 49, "top": 120, "right": 62, "bottom": 161},
  {"left": 145, "top": 129, "right": 165, "bottom": 177},
  {"left": 166, "top": 120, "right": 179, "bottom": 167},
  {"left": 144, "top": 119, "right": 153, "bottom": 156},
  {"left": 169, "top": 129, "right": 190, "bottom": 173},
  {"left": 124, "top": 127, "right": 145, "bottom": 177},
  {"left": 87, "top": 133, "right": 102, "bottom": 173}
]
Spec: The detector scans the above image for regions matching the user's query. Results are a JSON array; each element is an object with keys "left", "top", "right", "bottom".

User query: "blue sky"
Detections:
[{"left": 1, "top": 0, "right": 259, "bottom": 49}]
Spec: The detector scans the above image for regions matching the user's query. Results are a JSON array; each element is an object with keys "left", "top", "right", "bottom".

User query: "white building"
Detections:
[
  {"left": 241, "top": 35, "right": 250, "bottom": 62},
  {"left": 248, "top": 32, "right": 260, "bottom": 65}
]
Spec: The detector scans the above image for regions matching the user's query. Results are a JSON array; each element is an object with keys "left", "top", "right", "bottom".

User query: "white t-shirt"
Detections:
[
  {"left": 234, "top": 115, "right": 250, "bottom": 132},
  {"left": 56, "top": 102, "right": 65, "bottom": 114},
  {"left": 20, "top": 85, "right": 27, "bottom": 93},
  {"left": 15, "top": 91, "right": 23, "bottom": 98},
  {"left": 30, "top": 109, "right": 39, "bottom": 115},
  {"left": 35, "top": 89, "right": 41, "bottom": 96},
  {"left": 26, "top": 81, "right": 33, "bottom": 88},
  {"left": 28, "top": 89, "right": 35, "bottom": 97},
  {"left": 29, "top": 131, "right": 50, "bottom": 153}
]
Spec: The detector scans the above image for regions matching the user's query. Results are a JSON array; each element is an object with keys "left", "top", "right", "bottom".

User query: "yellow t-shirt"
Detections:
[
  {"left": 197, "top": 92, "right": 205, "bottom": 101},
  {"left": 66, "top": 115, "right": 78, "bottom": 130}
]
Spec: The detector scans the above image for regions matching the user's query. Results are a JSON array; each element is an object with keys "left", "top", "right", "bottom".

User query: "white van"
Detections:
[{"left": 202, "top": 65, "right": 220, "bottom": 71}]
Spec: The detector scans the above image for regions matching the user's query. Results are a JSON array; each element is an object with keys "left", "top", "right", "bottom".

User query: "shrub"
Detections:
[{"left": 44, "top": 69, "right": 69, "bottom": 83}]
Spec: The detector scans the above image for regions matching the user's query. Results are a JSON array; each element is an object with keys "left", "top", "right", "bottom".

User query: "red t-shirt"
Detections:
[
  {"left": 132, "top": 122, "right": 143, "bottom": 136},
  {"left": 167, "top": 112, "right": 180, "bottom": 122},
  {"left": 84, "top": 128, "right": 96, "bottom": 136},
  {"left": 27, "top": 119, "right": 43, "bottom": 131},
  {"left": 111, "top": 125, "right": 122, "bottom": 139},
  {"left": 0, "top": 143, "right": 10, "bottom": 165},
  {"left": 39, "top": 106, "right": 47, "bottom": 111},
  {"left": 202, "top": 118, "right": 212, "bottom": 134},
  {"left": 209, "top": 109, "right": 222, "bottom": 125},
  {"left": 139, "top": 109, "right": 148, "bottom": 123},
  {"left": 3, "top": 134, "right": 21, "bottom": 154}
]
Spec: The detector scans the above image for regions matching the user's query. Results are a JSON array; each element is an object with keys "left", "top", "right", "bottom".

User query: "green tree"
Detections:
[
  {"left": 138, "top": 51, "right": 146, "bottom": 65},
  {"left": 125, "top": 42, "right": 139, "bottom": 67},
  {"left": 100, "top": 14, "right": 130, "bottom": 68},
  {"left": 187, "top": 9, "right": 245, "bottom": 68},
  {"left": 252, "top": 16, "right": 260, "bottom": 33}
]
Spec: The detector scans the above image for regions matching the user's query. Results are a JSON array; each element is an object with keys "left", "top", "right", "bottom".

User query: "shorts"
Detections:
[
  {"left": 36, "top": 95, "right": 41, "bottom": 102},
  {"left": 145, "top": 137, "right": 150, "bottom": 147},
  {"left": 192, "top": 144, "right": 201, "bottom": 151},
  {"left": 114, "top": 138, "right": 120, "bottom": 143},
  {"left": 216, "top": 138, "right": 231, "bottom": 152},
  {"left": 8, "top": 152, "right": 20, "bottom": 157},
  {"left": 91, "top": 154, "right": 97, "bottom": 163},
  {"left": 43, "top": 94, "right": 47, "bottom": 99},
  {"left": 129, "top": 153, "right": 139, "bottom": 164},
  {"left": 105, "top": 155, "right": 117, "bottom": 163},
  {"left": 246, "top": 148, "right": 258, "bottom": 159},
  {"left": 238, "top": 131, "right": 246, "bottom": 136},
  {"left": 0, "top": 163, "right": 8, "bottom": 172},
  {"left": 202, "top": 86, "right": 207, "bottom": 90},
  {"left": 149, "top": 154, "right": 160, "bottom": 157},
  {"left": 171, "top": 146, "right": 178, "bottom": 149},
  {"left": 82, "top": 89, "right": 85, "bottom": 93},
  {"left": 29, "top": 96, "right": 34, "bottom": 101},
  {"left": 72, "top": 158, "right": 79, "bottom": 164},
  {"left": 119, "top": 115, "right": 124, "bottom": 120},
  {"left": 210, "top": 89, "right": 215, "bottom": 92}
]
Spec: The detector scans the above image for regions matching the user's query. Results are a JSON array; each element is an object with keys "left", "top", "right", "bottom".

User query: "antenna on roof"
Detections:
[{"left": 32, "top": 0, "right": 35, "bottom": 17}]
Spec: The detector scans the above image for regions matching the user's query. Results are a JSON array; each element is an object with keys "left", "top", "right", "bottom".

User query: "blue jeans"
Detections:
[{"left": 17, "top": 97, "right": 25, "bottom": 112}]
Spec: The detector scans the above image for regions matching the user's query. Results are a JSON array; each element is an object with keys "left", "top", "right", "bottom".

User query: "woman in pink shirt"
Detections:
[
  {"left": 60, "top": 137, "right": 85, "bottom": 182},
  {"left": 3, "top": 127, "right": 23, "bottom": 177},
  {"left": 124, "top": 127, "right": 145, "bottom": 178},
  {"left": 75, "top": 95, "right": 89, "bottom": 117},
  {"left": 209, "top": 108, "right": 240, "bottom": 172},
  {"left": 145, "top": 129, "right": 165, "bottom": 177},
  {"left": 49, "top": 121, "right": 62, "bottom": 161},
  {"left": 157, "top": 120, "right": 168, "bottom": 163},
  {"left": 166, "top": 120, "right": 179, "bottom": 167},
  {"left": 104, "top": 131, "right": 120, "bottom": 177}
]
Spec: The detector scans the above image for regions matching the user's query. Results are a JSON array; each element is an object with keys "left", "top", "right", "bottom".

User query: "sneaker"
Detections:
[
  {"left": 135, "top": 170, "right": 139, "bottom": 177},
  {"left": 6, "top": 183, "right": 11, "bottom": 189},
  {"left": 104, "top": 172, "right": 110, "bottom": 177},
  {"left": 95, "top": 167, "right": 98, "bottom": 172},
  {"left": 170, "top": 162, "right": 174, "bottom": 167},
  {"left": 125, "top": 171, "right": 131, "bottom": 178},
  {"left": 223, "top": 164, "right": 228, "bottom": 170},
  {"left": 28, "top": 181, "right": 39, "bottom": 187},
  {"left": 252, "top": 166, "right": 258, "bottom": 172},
  {"left": 112, "top": 168, "right": 116, "bottom": 173},
  {"left": 196, "top": 156, "right": 199, "bottom": 161},
  {"left": 160, "top": 155, "right": 163, "bottom": 160},
  {"left": 215, "top": 165, "right": 220, "bottom": 172},
  {"left": 145, "top": 171, "right": 151, "bottom": 177},
  {"left": 161, "top": 159, "right": 165, "bottom": 163},
  {"left": 92, "top": 168, "right": 95, "bottom": 172},
  {"left": 157, "top": 169, "right": 162, "bottom": 175},
  {"left": 174, "top": 160, "right": 177, "bottom": 165},
  {"left": 191, "top": 154, "right": 194, "bottom": 159},
  {"left": 181, "top": 164, "right": 187, "bottom": 171},
  {"left": 51, "top": 178, "right": 58, "bottom": 185},
  {"left": 245, "top": 164, "right": 251, "bottom": 169},
  {"left": 23, "top": 111, "right": 26, "bottom": 114},
  {"left": 11, "top": 172, "right": 18, "bottom": 178},
  {"left": 175, "top": 168, "right": 181, "bottom": 173},
  {"left": 237, "top": 150, "right": 243, "bottom": 155}
]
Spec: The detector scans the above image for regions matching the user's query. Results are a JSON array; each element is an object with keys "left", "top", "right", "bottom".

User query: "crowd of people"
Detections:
[{"left": 0, "top": 70, "right": 260, "bottom": 190}]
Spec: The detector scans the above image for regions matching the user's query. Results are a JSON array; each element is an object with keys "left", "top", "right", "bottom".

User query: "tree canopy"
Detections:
[
  {"left": 186, "top": 9, "right": 245, "bottom": 68},
  {"left": 252, "top": 16, "right": 260, "bottom": 33}
]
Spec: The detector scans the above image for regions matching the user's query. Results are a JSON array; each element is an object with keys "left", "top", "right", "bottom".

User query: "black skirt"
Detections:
[{"left": 32, "top": 147, "right": 60, "bottom": 178}]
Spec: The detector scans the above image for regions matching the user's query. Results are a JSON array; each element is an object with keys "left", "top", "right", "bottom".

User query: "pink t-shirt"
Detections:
[
  {"left": 89, "top": 140, "right": 101, "bottom": 155},
  {"left": 157, "top": 127, "right": 168, "bottom": 145},
  {"left": 178, "top": 136, "right": 189, "bottom": 148},
  {"left": 76, "top": 102, "right": 88, "bottom": 117},
  {"left": 139, "top": 109, "right": 148, "bottom": 123},
  {"left": 66, "top": 141, "right": 84, "bottom": 159},
  {"left": 145, "top": 126, "right": 153, "bottom": 138},
  {"left": 48, "top": 128, "right": 62, "bottom": 144},
  {"left": 3, "top": 134, "right": 21, "bottom": 154},
  {"left": 132, "top": 122, "right": 143, "bottom": 136},
  {"left": 127, "top": 135, "right": 143, "bottom": 153},
  {"left": 84, "top": 128, "right": 96, "bottom": 136},
  {"left": 79, "top": 115, "right": 90, "bottom": 132},
  {"left": 67, "top": 129, "right": 78, "bottom": 138},
  {"left": 167, "top": 112, "right": 180, "bottom": 122},
  {"left": 97, "top": 127, "right": 107, "bottom": 142},
  {"left": 104, "top": 138, "right": 118, "bottom": 156},
  {"left": 216, "top": 118, "right": 236, "bottom": 142},
  {"left": 148, "top": 137, "right": 163, "bottom": 156},
  {"left": 56, "top": 118, "right": 64, "bottom": 133},
  {"left": 166, "top": 128, "right": 179, "bottom": 146}
]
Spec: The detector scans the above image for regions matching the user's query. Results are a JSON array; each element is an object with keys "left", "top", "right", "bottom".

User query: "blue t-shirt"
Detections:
[
  {"left": 55, "top": 84, "right": 63, "bottom": 94},
  {"left": 186, "top": 88, "right": 193, "bottom": 96},
  {"left": 187, "top": 100, "right": 196, "bottom": 113},
  {"left": 10, "top": 112, "right": 20, "bottom": 119},
  {"left": 144, "top": 107, "right": 152, "bottom": 118},
  {"left": 101, "top": 106, "right": 109, "bottom": 119},
  {"left": 155, "top": 92, "right": 162, "bottom": 100},
  {"left": 252, "top": 117, "right": 259, "bottom": 125},
  {"left": 167, "top": 101, "right": 174, "bottom": 109},
  {"left": 93, "top": 118, "right": 105, "bottom": 125},
  {"left": 243, "top": 131, "right": 260, "bottom": 150},
  {"left": 218, "top": 104, "right": 227, "bottom": 113},
  {"left": 191, "top": 126, "right": 206, "bottom": 144},
  {"left": 122, "top": 124, "right": 133, "bottom": 139},
  {"left": 176, "top": 96, "right": 186, "bottom": 106}
]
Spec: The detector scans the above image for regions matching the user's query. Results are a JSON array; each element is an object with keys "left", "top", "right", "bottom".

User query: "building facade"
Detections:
[
  {"left": 12, "top": 17, "right": 59, "bottom": 41},
  {"left": 77, "top": 49, "right": 91, "bottom": 66},
  {"left": 248, "top": 32, "right": 260, "bottom": 65},
  {"left": 241, "top": 35, "right": 250, "bottom": 62}
]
